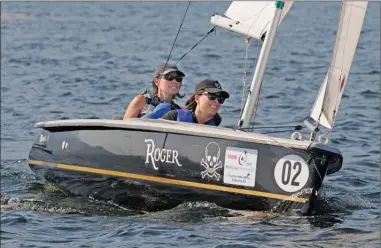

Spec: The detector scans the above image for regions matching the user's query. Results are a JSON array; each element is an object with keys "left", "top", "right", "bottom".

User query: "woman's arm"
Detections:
[{"left": 123, "top": 95, "right": 146, "bottom": 120}]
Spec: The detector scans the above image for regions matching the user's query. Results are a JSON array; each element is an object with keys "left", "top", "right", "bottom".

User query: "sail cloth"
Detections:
[
  {"left": 210, "top": 1, "right": 294, "bottom": 40},
  {"left": 309, "top": 1, "right": 368, "bottom": 129}
]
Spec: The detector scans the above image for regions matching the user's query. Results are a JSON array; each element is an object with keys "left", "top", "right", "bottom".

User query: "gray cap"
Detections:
[
  {"left": 195, "top": 79, "right": 229, "bottom": 98},
  {"left": 153, "top": 62, "right": 185, "bottom": 78}
]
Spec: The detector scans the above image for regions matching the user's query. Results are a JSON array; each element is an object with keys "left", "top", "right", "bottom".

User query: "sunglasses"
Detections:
[
  {"left": 202, "top": 92, "right": 226, "bottom": 104},
  {"left": 161, "top": 74, "right": 183, "bottom": 83}
]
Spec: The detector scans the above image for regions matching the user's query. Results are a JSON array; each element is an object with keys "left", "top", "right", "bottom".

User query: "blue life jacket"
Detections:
[
  {"left": 145, "top": 102, "right": 172, "bottom": 119},
  {"left": 137, "top": 86, "right": 180, "bottom": 119},
  {"left": 176, "top": 109, "right": 217, "bottom": 126}
]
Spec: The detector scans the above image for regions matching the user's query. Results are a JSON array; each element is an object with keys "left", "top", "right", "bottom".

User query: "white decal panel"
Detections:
[
  {"left": 223, "top": 147, "right": 258, "bottom": 187},
  {"left": 274, "top": 154, "right": 309, "bottom": 192},
  {"left": 200, "top": 142, "right": 222, "bottom": 181}
]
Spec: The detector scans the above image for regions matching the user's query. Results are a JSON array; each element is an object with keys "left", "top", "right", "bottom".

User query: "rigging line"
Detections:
[
  {"left": 143, "top": 2, "right": 191, "bottom": 94},
  {"left": 238, "top": 11, "right": 268, "bottom": 129},
  {"left": 164, "top": 1, "right": 191, "bottom": 67},
  {"left": 261, "top": 129, "right": 294, "bottom": 134},
  {"left": 253, "top": 125, "right": 298, "bottom": 129},
  {"left": 239, "top": 125, "right": 299, "bottom": 133},
  {"left": 311, "top": 156, "right": 323, "bottom": 183},
  {"left": 175, "top": 25, "right": 216, "bottom": 64},
  {"left": 240, "top": 37, "right": 251, "bottom": 117},
  {"left": 247, "top": 27, "right": 272, "bottom": 131},
  {"left": 237, "top": 36, "right": 262, "bottom": 131},
  {"left": 249, "top": 7, "right": 286, "bottom": 132}
]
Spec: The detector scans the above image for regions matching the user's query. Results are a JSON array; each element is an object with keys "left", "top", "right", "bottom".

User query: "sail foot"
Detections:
[{"left": 210, "top": 15, "right": 263, "bottom": 40}]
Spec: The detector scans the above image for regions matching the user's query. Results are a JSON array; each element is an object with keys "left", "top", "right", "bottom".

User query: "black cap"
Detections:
[
  {"left": 195, "top": 79, "right": 229, "bottom": 98},
  {"left": 153, "top": 62, "right": 185, "bottom": 78}
]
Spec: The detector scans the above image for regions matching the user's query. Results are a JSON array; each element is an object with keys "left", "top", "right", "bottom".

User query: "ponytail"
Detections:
[{"left": 184, "top": 94, "right": 197, "bottom": 111}]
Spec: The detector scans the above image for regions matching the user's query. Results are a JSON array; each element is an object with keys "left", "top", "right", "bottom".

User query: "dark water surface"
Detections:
[{"left": 1, "top": 2, "right": 380, "bottom": 247}]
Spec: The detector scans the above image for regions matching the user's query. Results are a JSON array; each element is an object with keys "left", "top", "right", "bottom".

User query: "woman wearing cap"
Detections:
[
  {"left": 123, "top": 62, "right": 185, "bottom": 120},
  {"left": 160, "top": 79, "right": 229, "bottom": 126}
]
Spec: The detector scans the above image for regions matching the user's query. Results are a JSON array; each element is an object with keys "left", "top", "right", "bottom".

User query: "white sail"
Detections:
[
  {"left": 309, "top": 1, "right": 368, "bottom": 129},
  {"left": 211, "top": 1, "right": 293, "bottom": 40},
  {"left": 310, "top": 73, "right": 329, "bottom": 128}
]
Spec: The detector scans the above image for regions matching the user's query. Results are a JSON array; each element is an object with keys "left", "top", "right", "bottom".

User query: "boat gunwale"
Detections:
[{"left": 35, "top": 118, "right": 314, "bottom": 149}]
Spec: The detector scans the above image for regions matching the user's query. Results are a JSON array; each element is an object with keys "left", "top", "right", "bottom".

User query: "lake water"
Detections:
[{"left": 1, "top": 2, "right": 380, "bottom": 247}]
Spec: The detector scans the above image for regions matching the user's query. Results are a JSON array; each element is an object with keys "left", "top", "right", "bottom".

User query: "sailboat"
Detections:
[{"left": 27, "top": 1, "right": 368, "bottom": 214}]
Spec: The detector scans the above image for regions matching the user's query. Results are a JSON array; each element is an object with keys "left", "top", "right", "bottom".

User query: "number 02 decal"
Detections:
[{"left": 274, "top": 154, "right": 309, "bottom": 192}]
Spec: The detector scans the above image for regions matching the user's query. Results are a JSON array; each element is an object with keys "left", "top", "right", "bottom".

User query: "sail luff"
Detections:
[{"left": 309, "top": 1, "right": 368, "bottom": 129}]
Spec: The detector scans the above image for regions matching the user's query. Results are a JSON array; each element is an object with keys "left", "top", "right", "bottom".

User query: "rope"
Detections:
[
  {"left": 261, "top": 129, "right": 294, "bottom": 134},
  {"left": 254, "top": 125, "right": 299, "bottom": 129},
  {"left": 236, "top": 37, "right": 262, "bottom": 131},
  {"left": 240, "top": 37, "right": 251, "bottom": 116},
  {"left": 143, "top": 2, "right": 191, "bottom": 94},
  {"left": 239, "top": 125, "right": 297, "bottom": 131},
  {"left": 175, "top": 26, "right": 217, "bottom": 64},
  {"left": 164, "top": 2, "right": 191, "bottom": 67}
]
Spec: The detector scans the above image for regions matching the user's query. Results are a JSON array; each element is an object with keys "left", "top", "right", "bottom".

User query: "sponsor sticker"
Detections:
[
  {"left": 274, "top": 154, "right": 309, "bottom": 192},
  {"left": 223, "top": 147, "right": 258, "bottom": 187}
]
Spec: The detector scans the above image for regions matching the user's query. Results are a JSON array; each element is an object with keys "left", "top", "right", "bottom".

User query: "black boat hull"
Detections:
[{"left": 28, "top": 120, "right": 342, "bottom": 214}]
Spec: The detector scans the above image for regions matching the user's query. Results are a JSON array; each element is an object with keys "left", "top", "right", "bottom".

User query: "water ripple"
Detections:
[{"left": 1, "top": 1, "right": 380, "bottom": 247}]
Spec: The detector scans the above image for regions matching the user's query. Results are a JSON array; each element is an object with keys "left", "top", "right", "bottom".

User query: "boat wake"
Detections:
[
  {"left": 145, "top": 201, "right": 240, "bottom": 223},
  {"left": 311, "top": 189, "right": 378, "bottom": 215},
  {"left": 2, "top": 185, "right": 377, "bottom": 228},
  {"left": 1, "top": 13, "right": 32, "bottom": 21},
  {"left": 271, "top": 188, "right": 314, "bottom": 214},
  {"left": 1, "top": 159, "right": 376, "bottom": 225},
  {"left": 0, "top": 183, "right": 143, "bottom": 216}
]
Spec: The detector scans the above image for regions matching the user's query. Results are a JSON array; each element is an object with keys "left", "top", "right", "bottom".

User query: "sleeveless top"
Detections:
[{"left": 139, "top": 90, "right": 180, "bottom": 119}]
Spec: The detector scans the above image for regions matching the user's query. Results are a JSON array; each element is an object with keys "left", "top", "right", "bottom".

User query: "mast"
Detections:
[{"left": 237, "top": 1, "right": 285, "bottom": 130}]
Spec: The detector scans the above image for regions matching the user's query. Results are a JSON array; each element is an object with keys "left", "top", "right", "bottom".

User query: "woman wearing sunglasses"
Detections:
[
  {"left": 160, "top": 79, "right": 229, "bottom": 126},
  {"left": 123, "top": 62, "right": 185, "bottom": 120}
]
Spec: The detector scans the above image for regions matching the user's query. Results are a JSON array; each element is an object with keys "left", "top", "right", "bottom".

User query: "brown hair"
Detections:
[
  {"left": 151, "top": 79, "right": 184, "bottom": 99},
  {"left": 184, "top": 93, "right": 222, "bottom": 125},
  {"left": 184, "top": 94, "right": 197, "bottom": 111}
]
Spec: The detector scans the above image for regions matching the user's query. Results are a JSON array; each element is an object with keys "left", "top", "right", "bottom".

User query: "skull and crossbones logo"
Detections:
[{"left": 201, "top": 142, "right": 222, "bottom": 181}]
